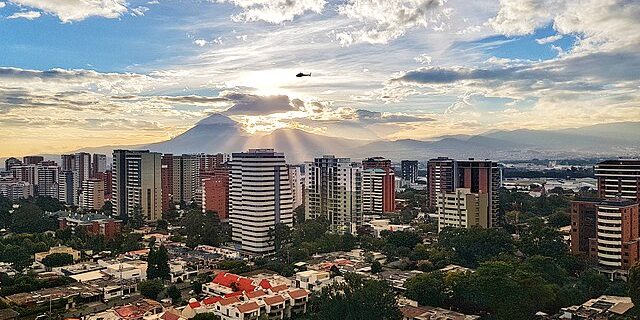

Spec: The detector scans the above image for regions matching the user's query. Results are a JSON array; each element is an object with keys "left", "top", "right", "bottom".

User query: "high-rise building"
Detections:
[
  {"left": 427, "top": 157, "right": 456, "bottom": 209},
  {"left": 229, "top": 149, "right": 293, "bottom": 254},
  {"left": 36, "top": 163, "right": 59, "bottom": 198},
  {"left": 10, "top": 164, "right": 37, "bottom": 195},
  {"left": 288, "top": 165, "right": 304, "bottom": 209},
  {"left": 570, "top": 159, "right": 640, "bottom": 277},
  {"left": 400, "top": 160, "right": 419, "bottom": 183},
  {"left": 427, "top": 157, "right": 500, "bottom": 228},
  {"left": 362, "top": 157, "right": 395, "bottom": 214},
  {"left": 4, "top": 157, "right": 22, "bottom": 171},
  {"left": 0, "top": 180, "right": 32, "bottom": 200},
  {"left": 595, "top": 159, "right": 640, "bottom": 202},
  {"left": 196, "top": 153, "right": 227, "bottom": 172},
  {"left": 79, "top": 179, "right": 105, "bottom": 210},
  {"left": 172, "top": 155, "right": 199, "bottom": 205},
  {"left": 595, "top": 198, "right": 640, "bottom": 271},
  {"left": 61, "top": 154, "right": 75, "bottom": 172},
  {"left": 58, "top": 171, "right": 75, "bottom": 205},
  {"left": 22, "top": 156, "right": 44, "bottom": 165},
  {"left": 91, "top": 154, "right": 107, "bottom": 178},
  {"left": 161, "top": 154, "right": 175, "bottom": 212},
  {"left": 569, "top": 199, "right": 598, "bottom": 255},
  {"left": 305, "top": 155, "right": 362, "bottom": 234},
  {"left": 112, "top": 150, "right": 162, "bottom": 221},
  {"left": 437, "top": 188, "right": 489, "bottom": 231},
  {"left": 202, "top": 166, "right": 230, "bottom": 221}
]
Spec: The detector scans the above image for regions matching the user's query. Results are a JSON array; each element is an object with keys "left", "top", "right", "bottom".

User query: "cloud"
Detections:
[
  {"left": 194, "top": 39, "right": 208, "bottom": 47},
  {"left": 0, "top": 2, "right": 6, "bottom": 8},
  {"left": 9, "top": 0, "right": 129, "bottom": 22},
  {"left": 414, "top": 54, "right": 432, "bottom": 64},
  {"left": 7, "top": 10, "right": 41, "bottom": 20},
  {"left": 335, "top": 0, "right": 452, "bottom": 45},
  {"left": 353, "top": 109, "right": 433, "bottom": 123},
  {"left": 215, "top": 0, "right": 326, "bottom": 24},
  {"left": 535, "top": 34, "right": 562, "bottom": 44},
  {"left": 223, "top": 92, "right": 298, "bottom": 115},
  {"left": 0, "top": 67, "right": 158, "bottom": 94}
]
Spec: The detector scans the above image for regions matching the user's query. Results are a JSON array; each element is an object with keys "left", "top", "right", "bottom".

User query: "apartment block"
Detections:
[
  {"left": 230, "top": 149, "right": 293, "bottom": 254},
  {"left": 305, "top": 155, "right": 362, "bottom": 234},
  {"left": 437, "top": 188, "right": 489, "bottom": 232},
  {"left": 112, "top": 150, "right": 162, "bottom": 221}
]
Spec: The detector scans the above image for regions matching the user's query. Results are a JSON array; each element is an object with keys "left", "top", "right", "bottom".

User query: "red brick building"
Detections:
[
  {"left": 202, "top": 166, "right": 229, "bottom": 220},
  {"left": 58, "top": 215, "right": 122, "bottom": 240}
]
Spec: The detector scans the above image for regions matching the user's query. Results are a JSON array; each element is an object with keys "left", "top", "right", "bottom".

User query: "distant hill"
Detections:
[{"left": 10, "top": 117, "right": 635, "bottom": 164}]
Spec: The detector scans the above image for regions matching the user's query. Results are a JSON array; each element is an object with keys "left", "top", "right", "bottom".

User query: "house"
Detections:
[
  {"left": 400, "top": 305, "right": 479, "bottom": 320},
  {"left": 559, "top": 295, "right": 634, "bottom": 319},
  {"left": 34, "top": 246, "right": 81, "bottom": 263}
]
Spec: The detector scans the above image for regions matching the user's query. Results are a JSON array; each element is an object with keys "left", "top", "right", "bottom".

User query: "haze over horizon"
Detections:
[{"left": 1, "top": 0, "right": 639, "bottom": 157}]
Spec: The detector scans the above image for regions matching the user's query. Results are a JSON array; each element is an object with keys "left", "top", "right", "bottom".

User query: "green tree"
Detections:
[
  {"left": 629, "top": 263, "right": 640, "bottom": 309},
  {"left": 11, "top": 203, "right": 55, "bottom": 233},
  {"left": 41, "top": 253, "right": 74, "bottom": 268},
  {"left": 547, "top": 211, "right": 571, "bottom": 228},
  {"left": 309, "top": 273, "right": 402, "bottom": 320},
  {"left": 192, "top": 313, "right": 220, "bottom": 320},
  {"left": 139, "top": 279, "right": 164, "bottom": 300},
  {"left": 371, "top": 260, "right": 383, "bottom": 274},
  {"left": 167, "top": 285, "right": 182, "bottom": 304},
  {"left": 147, "top": 245, "right": 170, "bottom": 280},
  {"left": 156, "top": 219, "right": 169, "bottom": 231},
  {"left": 182, "top": 210, "right": 221, "bottom": 248},
  {"left": 438, "top": 227, "right": 513, "bottom": 267},
  {"left": 128, "top": 205, "right": 145, "bottom": 229},
  {"left": 405, "top": 271, "right": 446, "bottom": 307}
]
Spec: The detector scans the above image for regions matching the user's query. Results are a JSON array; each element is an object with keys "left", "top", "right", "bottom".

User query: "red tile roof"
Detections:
[
  {"left": 224, "top": 291, "right": 244, "bottom": 298},
  {"left": 203, "top": 296, "right": 222, "bottom": 305},
  {"left": 270, "top": 284, "right": 288, "bottom": 292},
  {"left": 287, "top": 289, "right": 309, "bottom": 300},
  {"left": 188, "top": 301, "right": 201, "bottom": 308},
  {"left": 212, "top": 272, "right": 256, "bottom": 293},
  {"left": 245, "top": 290, "right": 267, "bottom": 299},
  {"left": 264, "top": 295, "right": 286, "bottom": 306},
  {"left": 236, "top": 301, "right": 260, "bottom": 313},
  {"left": 161, "top": 311, "right": 181, "bottom": 320},
  {"left": 259, "top": 279, "right": 272, "bottom": 289},
  {"left": 219, "top": 297, "right": 241, "bottom": 306}
]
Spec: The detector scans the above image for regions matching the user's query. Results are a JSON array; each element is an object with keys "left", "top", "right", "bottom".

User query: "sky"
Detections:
[{"left": 0, "top": 0, "right": 639, "bottom": 156}]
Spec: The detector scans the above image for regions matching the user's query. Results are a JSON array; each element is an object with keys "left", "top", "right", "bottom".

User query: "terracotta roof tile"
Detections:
[
  {"left": 236, "top": 302, "right": 259, "bottom": 313},
  {"left": 264, "top": 295, "right": 286, "bottom": 306}
]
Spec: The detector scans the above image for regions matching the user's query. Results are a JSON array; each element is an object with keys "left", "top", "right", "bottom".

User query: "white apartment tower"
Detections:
[
  {"left": 229, "top": 149, "right": 294, "bottom": 255},
  {"left": 288, "top": 165, "right": 304, "bottom": 209},
  {"left": 80, "top": 178, "right": 105, "bottom": 210},
  {"left": 36, "top": 163, "right": 60, "bottom": 198},
  {"left": 362, "top": 168, "right": 385, "bottom": 214},
  {"left": 305, "top": 156, "right": 362, "bottom": 234},
  {"left": 112, "top": 150, "right": 162, "bottom": 221},
  {"left": 437, "top": 188, "right": 489, "bottom": 232}
]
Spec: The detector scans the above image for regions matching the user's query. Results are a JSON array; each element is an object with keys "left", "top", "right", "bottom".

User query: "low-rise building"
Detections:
[
  {"left": 58, "top": 214, "right": 123, "bottom": 240},
  {"left": 559, "top": 295, "right": 634, "bottom": 319},
  {"left": 34, "top": 246, "right": 81, "bottom": 263},
  {"left": 293, "top": 270, "right": 332, "bottom": 292},
  {"left": 86, "top": 299, "right": 164, "bottom": 320}
]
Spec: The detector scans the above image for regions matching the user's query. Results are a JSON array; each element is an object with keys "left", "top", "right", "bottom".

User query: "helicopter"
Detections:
[{"left": 296, "top": 72, "right": 311, "bottom": 77}]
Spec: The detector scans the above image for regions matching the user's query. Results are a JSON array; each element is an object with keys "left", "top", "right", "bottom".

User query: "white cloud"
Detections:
[
  {"left": 335, "top": 0, "right": 453, "bottom": 45},
  {"left": 0, "top": 2, "right": 6, "bottom": 8},
  {"left": 414, "top": 54, "right": 432, "bottom": 64},
  {"left": 535, "top": 34, "right": 562, "bottom": 44},
  {"left": 7, "top": 10, "right": 41, "bottom": 20},
  {"left": 130, "top": 6, "right": 149, "bottom": 17},
  {"left": 9, "top": 0, "right": 129, "bottom": 22},
  {"left": 215, "top": 0, "right": 326, "bottom": 24},
  {"left": 194, "top": 39, "right": 209, "bottom": 47}
]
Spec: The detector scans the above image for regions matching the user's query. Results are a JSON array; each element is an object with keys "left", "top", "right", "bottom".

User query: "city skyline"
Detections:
[{"left": 1, "top": 0, "right": 639, "bottom": 157}]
